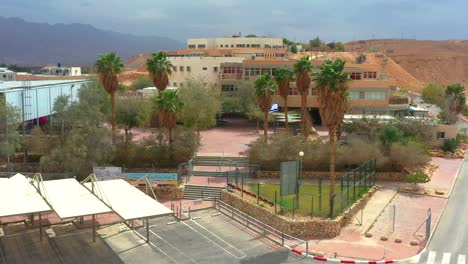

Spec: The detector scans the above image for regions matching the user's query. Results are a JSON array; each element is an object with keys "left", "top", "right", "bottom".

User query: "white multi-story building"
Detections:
[
  {"left": 168, "top": 56, "right": 245, "bottom": 87},
  {"left": 0, "top": 68, "right": 16, "bottom": 81},
  {"left": 187, "top": 37, "right": 284, "bottom": 50},
  {"left": 41, "top": 66, "right": 81, "bottom": 76}
]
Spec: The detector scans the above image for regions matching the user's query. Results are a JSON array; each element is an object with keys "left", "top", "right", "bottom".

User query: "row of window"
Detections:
[
  {"left": 350, "top": 72, "right": 377, "bottom": 80},
  {"left": 349, "top": 91, "right": 387, "bottom": 100},
  {"left": 223, "top": 67, "right": 242, "bottom": 74},
  {"left": 172, "top": 66, "right": 219, "bottom": 73},
  {"left": 188, "top": 44, "right": 206, "bottom": 49}
]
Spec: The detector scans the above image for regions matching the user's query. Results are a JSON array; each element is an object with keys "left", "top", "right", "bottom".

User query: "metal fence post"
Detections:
[
  {"left": 292, "top": 199, "right": 295, "bottom": 220},
  {"left": 426, "top": 208, "right": 431, "bottom": 242},
  {"left": 392, "top": 204, "right": 396, "bottom": 233},
  {"left": 311, "top": 196, "right": 314, "bottom": 218},
  {"left": 281, "top": 232, "right": 284, "bottom": 246},
  {"left": 353, "top": 171, "right": 356, "bottom": 200},
  {"left": 319, "top": 177, "right": 323, "bottom": 212},
  {"left": 257, "top": 183, "right": 260, "bottom": 204},
  {"left": 330, "top": 195, "right": 335, "bottom": 219},
  {"left": 340, "top": 176, "right": 344, "bottom": 193},
  {"left": 306, "top": 241, "right": 309, "bottom": 256},
  {"left": 241, "top": 173, "right": 244, "bottom": 198},
  {"left": 274, "top": 191, "right": 277, "bottom": 214}
]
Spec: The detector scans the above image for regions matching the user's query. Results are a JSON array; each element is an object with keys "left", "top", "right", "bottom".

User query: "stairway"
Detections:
[{"left": 183, "top": 185, "right": 224, "bottom": 200}]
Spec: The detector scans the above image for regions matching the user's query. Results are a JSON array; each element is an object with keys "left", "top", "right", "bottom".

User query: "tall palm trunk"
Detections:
[
  {"left": 284, "top": 97, "right": 289, "bottom": 131},
  {"left": 263, "top": 111, "right": 268, "bottom": 136},
  {"left": 301, "top": 90, "right": 307, "bottom": 137},
  {"left": 111, "top": 92, "right": 116, "bottom": 143},
  {"left": 328, "top": 126, "right": 336, "bottom": 202}
]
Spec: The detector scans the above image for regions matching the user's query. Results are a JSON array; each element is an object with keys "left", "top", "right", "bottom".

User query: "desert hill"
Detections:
[{"left": 346, "top": 39, "right": 468, "bottom": 92}]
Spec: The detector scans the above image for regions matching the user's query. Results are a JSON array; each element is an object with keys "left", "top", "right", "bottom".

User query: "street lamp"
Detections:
[{"left": 297, "top": 151, "right": 304, "bottom": 208}]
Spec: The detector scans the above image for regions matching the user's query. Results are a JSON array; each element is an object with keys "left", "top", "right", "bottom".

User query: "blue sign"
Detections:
[{"left": 124, "top": 173, "right": 178, "bottom": 181}]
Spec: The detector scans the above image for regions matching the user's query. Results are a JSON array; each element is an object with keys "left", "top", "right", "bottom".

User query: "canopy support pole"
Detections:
[
  {"left": 92, "top": 214, "right": 96, "bottom": 242},
  {"left": 39, "top": 213, "right": 42, "bottom": 241},
  {"left": 146, "top": 218, "right": 149, "bottom": 243}
]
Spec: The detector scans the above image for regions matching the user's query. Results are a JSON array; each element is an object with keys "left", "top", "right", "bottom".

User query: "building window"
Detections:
[
  {"left": 221, "top": 84, "right": 237, "bottom": 94},
  {"left": 437, "top": 132, "right": 446, "bottom": 139},
  {"left": 247, "top": 44, "right": 250, "bottom": 47},
  {"left": 188, "top": 45, "right": 196, "bottom": 49},
  {"left": 275, "top": 53, "right": 285, "bottom": 57},
  {"left": 251, "top": 44, "right": 260, "bottom": 48},
  {"left": 350, "top": 91, "right": 387, "bottom": 100},
  {"left": 231, "top": 45, "right": 234, "bottom": 48},
  {"left": 197, "top": 44, "right": 206, "bottom": 49},
  {"left": 187, "top": 66, "right": 191, "bottom": 72},
  {"left": 173, "top": 82, "right": 177, "bottom": 87},
  {"left": 202, "top": 67, "right": 207, "bottom": 70},
  {"left": 350, "top": 72, "right": 362, "bottom": 80},
  {"left": 363, "top": 72, "right": 377, "bottom": 79},
  {"left": 289, "top": 86, "right": 299, "bottom": 96},
  {"left": 223, "top": 66, "right": 242, "bottom": 74},
  {"left": 213, "top": 67, "right": 218, "bottom": 72},
  {"left": 220, "top": 45, "right": 223, "bottom": 48},
  {"left": 173, "top": 66, "right": 177, "bottom": 72},
  {"left": 179, "top": 66, "right": 184, "bottom": 72},
  {"left": 255, "top": 53, "right": 265, "bottom": 57}
]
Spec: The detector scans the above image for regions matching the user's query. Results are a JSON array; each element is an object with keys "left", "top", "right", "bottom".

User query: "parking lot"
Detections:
[{"left": 101, "top": 209, "right": 314, "bottom": 264}]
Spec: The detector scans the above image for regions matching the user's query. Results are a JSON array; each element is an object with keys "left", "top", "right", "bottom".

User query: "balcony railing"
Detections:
[
  {"left": 220, "top": 73, "right": 243, "bottom": 80},
  {"left": 389, "top": 96, "right": 409, "bottom": 105}
]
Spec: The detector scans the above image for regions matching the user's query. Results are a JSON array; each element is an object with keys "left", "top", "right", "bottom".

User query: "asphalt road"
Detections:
[{"left": 415, "top": 157, "right": 468, "bottom": 263}]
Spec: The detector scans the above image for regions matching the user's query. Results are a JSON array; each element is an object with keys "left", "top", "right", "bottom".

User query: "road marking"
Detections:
[
  {"left": 149, "top": 230, "right": 198, "bottom": 264},
  {"left": 441, "top": 252, "right": 451, "bottom": 264},
  {"left": 132, "top": 229, "right": 179, "bottom": 264},
  {"left": 459, "top": 254, "right": 466, "bottom": 264},
  {"left": 426, "top": 251, "right": 436, "bottom": 264}
]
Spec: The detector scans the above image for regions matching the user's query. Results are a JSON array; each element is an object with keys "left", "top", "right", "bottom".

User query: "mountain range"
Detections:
[{"left": 0, "top": 17, "right": 183, "bottom": 66}]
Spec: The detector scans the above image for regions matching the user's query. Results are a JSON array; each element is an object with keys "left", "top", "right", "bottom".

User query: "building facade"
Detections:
[
  {"left": 187, "top": 37, "right": 284, "bottom": 50},
  {"left": 41, "top": 66, "right": 82, "bottom": 76},
  {"left": 0, "top": 68, "right": 16, "bottom": 81},
  {"left": 219, "top": 59, "right": 407, "bottom": 123},
  {"left": 167, "top": 56, "right": 245, "bottom": 87}
]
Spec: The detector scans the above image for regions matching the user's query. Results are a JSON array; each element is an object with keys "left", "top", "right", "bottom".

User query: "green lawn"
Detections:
[{"left": 247, "top": 183, "right": 371, "bottom": 218}]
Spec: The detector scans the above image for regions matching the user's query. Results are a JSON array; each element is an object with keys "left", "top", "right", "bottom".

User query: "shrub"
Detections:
[
  {"left": 338, "top": 139, "right": 390, "bottom": 171},
  {"left": 112, "top": 128, "right": 200, "bottom": 168},
  {"left": 389, "top": 141, "right": 430, "bottom": 170},
  {"left": 378, "top": 125, "right": 405, "bottom": 149},
  {"left": 404, "top": 170, "right": 430, "bottom": 190},
  {"left": 422, "top": 84, "right": 445, "bottom": 106},
  {"left": 131, "top": 76, "right": 153, "bottom": 90},
  {"left": 442, "top": 138, "right": 459, "bottom": 152}
]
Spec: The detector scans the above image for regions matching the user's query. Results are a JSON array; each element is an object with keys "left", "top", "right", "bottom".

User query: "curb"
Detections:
[{"left": 284, "top": 246, "right": 395, "bottom": 263}]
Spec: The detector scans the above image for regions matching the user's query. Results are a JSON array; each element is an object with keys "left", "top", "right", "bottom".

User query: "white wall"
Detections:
[
  {"left": 187, "top": 37, "right": 283, "bottom": 49},
  {"left": 168, "top": 57, "right": 244, "bottom": 87},
  {"left": 0, "top": 72, "right": 16, "bottom": 81}
]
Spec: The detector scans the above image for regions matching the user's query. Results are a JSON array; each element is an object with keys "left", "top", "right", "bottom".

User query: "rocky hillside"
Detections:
[{"left": 346, "top": 39, "right": 468, "bottom": 93}]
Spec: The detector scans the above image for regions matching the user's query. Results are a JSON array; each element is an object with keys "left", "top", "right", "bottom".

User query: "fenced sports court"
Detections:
[{"left": 229, "top": 159, "right": 377, "bottom": 219}]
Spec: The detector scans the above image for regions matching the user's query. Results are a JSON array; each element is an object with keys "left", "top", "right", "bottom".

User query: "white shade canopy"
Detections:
[
  {"left": 41, "top": 178, "right": 112, "bottom": 219},
  {"left": 0, "top": 174, "right": 52, "bottom": 218},
  {"left": 84, "top": 179, "right": 173, "bottom": 220}
]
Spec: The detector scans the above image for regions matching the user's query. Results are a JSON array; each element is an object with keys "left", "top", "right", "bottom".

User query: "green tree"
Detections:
[
  {"left": 152, "top": 90, "right": 184, "bottom": 143},
  {"left": 309, "top": 36, "right": 325, "bottom": 57},
  {"left": 283, "top": 38, "right": 293, "bottom": 47},
  {"left": 0, "top": 102, "right": 21, "bottom": 167},
  {"left": 293, "top": 57, "right": 313, "bottom": 136},
  {"left": 116, "top": 98, "right": 149, "bottom": 142},
  {"left": 335, "top": 42, "right": 345, "bottom": 52},
  {"left": 131, "top": 76, "right": 153, "bottom": 90},
  {"left": 327, "top": 42, "right": 336, "bottom": 52},
  {"left": 445, "top": 83, "right": 466, "bottom": 114},
  {"left": 422, "top": 83, "right": 445, "bottom": 106},
  {"left": 146, "top": 51, "right": 174, "bottom": 92},
  {"left": 52, "top": 95, "right": 71, "bottom": 142},
  {"left": 178, "top": 79, "right": 221, "bottom": 134},
  {"left": 254, "top": 74, "right": 277, "bottom": 136},
  {"left": 273, "top": 67, "right": 294, "bottom": 131},
  {"left": 378, "top": 124, "right": 405, "bottom": 150},
  {"left": 313, "top": 59, "right": 351, "bottom": 201},
  {"left": 290, "top": 44, "right": 298, "bottom": 53},
  {"left": 404, "top": 171, "right": 430, "bottom": 191},
  {"left": 245, "top": 34, "right": 257, "bottom": 38},
  {"left": 95, "top": 52, "right": 124, "bottom": 142}
]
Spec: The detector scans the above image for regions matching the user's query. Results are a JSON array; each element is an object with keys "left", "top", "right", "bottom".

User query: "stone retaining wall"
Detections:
[
  {"left": 255, "top": 171, "right": 404, "bottom": 181},
  {"left": 221, "top": 186, "right": 378, "bottom": 239}
]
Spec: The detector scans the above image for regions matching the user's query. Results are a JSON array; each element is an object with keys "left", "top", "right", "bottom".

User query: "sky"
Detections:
[{"left": 1, "top": 0, "right": 467, "bottom": 43}]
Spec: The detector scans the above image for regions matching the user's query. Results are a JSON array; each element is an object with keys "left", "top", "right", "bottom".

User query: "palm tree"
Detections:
[
  {"left": 152, "top": 90, "right": 184, "bottom": 143},
  {"left": 254, "top": 74, "right": 277, "bottom": 136},
  {"left": 313, "top": 59, "right": 350, "bottom": 204},
  {"left": 446, "top": 84, "right": 466, "bottom": 113},
  {"left": 293, "top": 57, "right": 313, "bottom": 137},
  {"left": 95, "top": 52, "right": 124, "bottom": 142},
  {"left": 273, "top": 67, "right": 294, "bottom": 131},
  {"left": 146, "top": 51, "right": 174, "bottom": 92}
]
